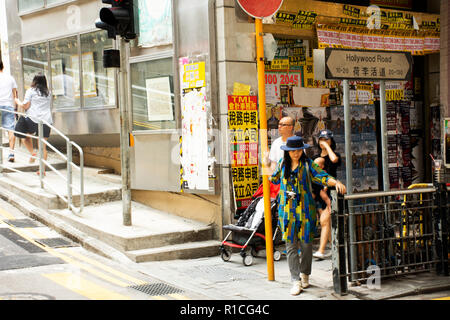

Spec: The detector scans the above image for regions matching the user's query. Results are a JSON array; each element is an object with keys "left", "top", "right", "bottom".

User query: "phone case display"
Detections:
[
  {"left": 330, "top": 103, "right": 378, "bottom": 193},
  {"left": 430, "top": 102, "right": 441, "bottom": 161},
  {"left": 383, "top": 81, "right": 417, "bottom": 190}
]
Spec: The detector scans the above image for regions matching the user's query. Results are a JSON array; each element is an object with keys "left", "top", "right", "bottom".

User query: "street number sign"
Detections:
[
  {"left": 236, "top": 0, "right": 284, "bottom": 19},
  {"left": 325, "top": 48, "right": 412, "bottom": 81}
]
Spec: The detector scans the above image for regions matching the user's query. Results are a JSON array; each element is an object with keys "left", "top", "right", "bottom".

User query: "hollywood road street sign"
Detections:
[{"left": 325, "top": 48, "right": 412, "bottom": 81}]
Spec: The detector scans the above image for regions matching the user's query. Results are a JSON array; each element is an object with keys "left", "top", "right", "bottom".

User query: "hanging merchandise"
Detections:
[
  {"left": 260, "top": 1, "right": 438, "bottom": 194},
  {"left": 445, "top": 118, "right": 450, "bottom": 168}
]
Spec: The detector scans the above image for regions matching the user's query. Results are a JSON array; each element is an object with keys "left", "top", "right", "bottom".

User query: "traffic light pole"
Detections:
[{"left": 118, "top": 37, "right": 132, "bottom": 226}]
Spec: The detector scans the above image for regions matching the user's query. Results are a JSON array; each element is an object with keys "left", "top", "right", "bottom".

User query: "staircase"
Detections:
[{"left": 0, "top": 144, "right": 220, "bottom": 262}]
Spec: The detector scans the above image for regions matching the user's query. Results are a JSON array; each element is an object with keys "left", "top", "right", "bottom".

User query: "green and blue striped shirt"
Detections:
[{"left": 270, "top": 157, "right": 332, "bottom": 244}]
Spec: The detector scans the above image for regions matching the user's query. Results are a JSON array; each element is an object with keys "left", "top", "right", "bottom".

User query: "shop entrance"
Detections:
[{"left": 262, "top": 0, "right": 441, "bottom": 195}]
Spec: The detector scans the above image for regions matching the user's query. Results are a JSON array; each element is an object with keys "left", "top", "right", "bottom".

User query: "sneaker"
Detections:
[
  {"left": 7, "top": 154, "right": 14, "bottom": 162},
  {"left": 300, "top": 273, "right": 310, "bottom": 289},
  {"left": 29, "top": 152, "right": 37, "bottom": 164},
  {"left": 313, "top": 251, "right": 331, "bottom": 260},
  {"left": 290, "top": 280, "right": 302, "bottom": 296}
]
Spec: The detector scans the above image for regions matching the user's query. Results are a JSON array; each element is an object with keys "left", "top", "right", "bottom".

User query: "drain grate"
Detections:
[
  {"left": 129, "top": 283, "right": 184, "bottom": 296},
  {"left": 35, "top": 237, "right": 77, "bottom": 248},
  {"left": 4, "top": 219, "right": 41, "bottom": 228}
]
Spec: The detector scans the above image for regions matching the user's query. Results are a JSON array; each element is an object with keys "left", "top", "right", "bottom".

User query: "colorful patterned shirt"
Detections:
[{"left": 270, "top": 157, "right": 331, "bottom": 244}]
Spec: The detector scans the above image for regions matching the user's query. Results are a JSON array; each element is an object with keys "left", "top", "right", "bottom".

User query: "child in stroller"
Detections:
[{"left": 219, "top": 183, "right": 284, "bottom": 266}]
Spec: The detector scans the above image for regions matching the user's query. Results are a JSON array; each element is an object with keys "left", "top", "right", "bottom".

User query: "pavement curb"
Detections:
[
  {"left": 378, "top": 283, "right": 450, "bottom": 300},
  {"left": 0, "top": 184, "right": 132, "bottom": 264}
]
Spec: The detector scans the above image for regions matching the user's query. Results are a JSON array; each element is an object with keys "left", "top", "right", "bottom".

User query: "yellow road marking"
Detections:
[
  {"left": 168, "top": 293, "right": 190, "bottom": 300},
  {"left": 23, "top": 228, "right": 47, "bottom": 239},
  {"left": 0, "top": 218, "right": 130, "bottom": 287},
  {"left": 433, "top": 297, "right": 450, "bottom": 300},
  {"left": 0, "top": 208, "right": 16, "bottom": 220},
  {"left": 61, "top": 248, "right": 147, "bottom": 286},
  {"left": 43, "top": 273, "right": 131, "bottom": 300}
]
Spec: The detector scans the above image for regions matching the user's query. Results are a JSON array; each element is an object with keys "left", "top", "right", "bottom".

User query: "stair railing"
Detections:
[{"left": 0, "top": 109, "right": 84, "bottom": 214}]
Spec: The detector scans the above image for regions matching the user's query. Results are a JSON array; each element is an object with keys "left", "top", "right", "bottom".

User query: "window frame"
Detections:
[
  {"left": 129, "top": 50, "right": 178, "bottom": 134},
  {"left": 18, "top": 0, "right": 78, "bottom": 15},
  {"left": 20, "top": 30, "right": 118, "bottom": 113}
]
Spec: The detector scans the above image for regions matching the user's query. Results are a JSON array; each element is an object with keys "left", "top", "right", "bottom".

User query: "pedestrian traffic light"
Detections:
[{"left": 95, "top": 0, "right": 139, "bottom": 40}]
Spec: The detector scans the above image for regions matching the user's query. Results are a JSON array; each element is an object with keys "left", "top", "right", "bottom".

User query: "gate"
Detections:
[{"left": 331, "top": 184, "right": 449, "bottom": 295}]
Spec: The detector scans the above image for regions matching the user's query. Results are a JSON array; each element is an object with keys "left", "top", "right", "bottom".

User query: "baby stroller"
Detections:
[{"left": 219, "top": 183, "right": 284, "bottom": 266}]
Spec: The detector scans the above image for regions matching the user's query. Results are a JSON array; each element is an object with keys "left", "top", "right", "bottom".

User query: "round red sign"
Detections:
[{"left": 236, "top": 0, "right": 284, "bottom": 19}]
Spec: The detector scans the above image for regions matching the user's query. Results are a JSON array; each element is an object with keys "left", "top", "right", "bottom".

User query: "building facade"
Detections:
[{"left": 2, "top": 0, "right": 446, "bottom": 241}]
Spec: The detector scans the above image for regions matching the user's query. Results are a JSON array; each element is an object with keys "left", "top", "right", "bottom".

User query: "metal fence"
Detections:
[
  {"left": 0, "top": 109, "right": 84, "bottom": 214},
  {"left": 331, "top": 184, "right": 449, "bottom": 295}
]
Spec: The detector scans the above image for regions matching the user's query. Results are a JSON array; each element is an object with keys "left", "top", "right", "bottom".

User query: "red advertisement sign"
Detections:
[{"left": 228, "top": 95, "right": 260, "bottom": 209}]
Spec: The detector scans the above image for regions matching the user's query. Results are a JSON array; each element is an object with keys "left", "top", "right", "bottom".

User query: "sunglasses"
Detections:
[{"left": 278, "top": 123, "right": 293, "bottom": 127}]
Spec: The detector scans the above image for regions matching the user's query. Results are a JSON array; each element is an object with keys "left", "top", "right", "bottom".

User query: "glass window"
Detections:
[
  {"left": 49, "top": 36, "right": 81, "bottom": 110},
  {"left": 80, "top": 31, "right": 116, "bottom": 108},
  {"left": 46, "top": 0, "right": 66, "bottom": 6},
  {"left": 131, "top": 58, "right": 175, "bottom": 131},
  {"left": 22, "top": 43, "right": 49, "bottom": 91},
  {"left": 18, "top": 0, "right": 44, "bottom": 12}
]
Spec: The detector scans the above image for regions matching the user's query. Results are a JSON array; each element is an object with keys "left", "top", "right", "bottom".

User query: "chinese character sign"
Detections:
[{"left": 228, "top": 95, "right": 260, "bottom": 209}]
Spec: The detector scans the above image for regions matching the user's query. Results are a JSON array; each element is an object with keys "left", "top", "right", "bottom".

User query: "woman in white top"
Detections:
[{"left": 15, "top": 74, "right": 53, "bottom": 174}]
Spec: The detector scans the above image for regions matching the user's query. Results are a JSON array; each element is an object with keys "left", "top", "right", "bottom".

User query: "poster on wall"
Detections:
[
  {"left": 228, "top": 95, "right": 259, "bottom": 209},
  {"left": 181, "top": 61, "right": 206, "bottom": 90},
  {"left": 145, "top": 76, "right": 174, "bottom": 121},
  {"left": 82, "top": 52, "right": 97, "bottom": 98},
  {"left": 51, "top": 59, "right": 64, "bottom": 96},
  {"left": 179, "top": 57, "right": 210, "bottom": 191},
  {"left": 180, "top": 88, "right": 209, "bottom": 190},
  {"left": 138, "top": 0, "right": 173, "bottom": 48},
  {"left": 71, "top": 52, "right": 97, "bottom": 98}
]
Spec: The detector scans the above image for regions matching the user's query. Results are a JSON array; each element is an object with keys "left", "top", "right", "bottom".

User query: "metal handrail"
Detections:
[
  {"left": 343, "top": 187, "right": 436, "bottom": 200},
  {"left": 0, "top": 108, "right": 84, "bottom": 214}
]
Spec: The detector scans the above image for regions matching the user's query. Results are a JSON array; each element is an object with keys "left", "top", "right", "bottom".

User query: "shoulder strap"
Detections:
[{"left": 304, "top": 158, "right": 314, "bottom": 192}]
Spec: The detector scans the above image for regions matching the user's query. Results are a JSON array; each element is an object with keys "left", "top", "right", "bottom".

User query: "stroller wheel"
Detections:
[
  {"left": 273, "top": 250, "right": 282, "bottom": 261},
  {"left": 243, "top": 254, "right": 253, "bottom": 266},
  {"left": 221, "top": 249, "right": 232, "bottom": 262}
]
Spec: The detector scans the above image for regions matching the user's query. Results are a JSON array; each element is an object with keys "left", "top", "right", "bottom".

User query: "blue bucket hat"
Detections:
[{"left": 281, "top": 136, "right": 311, "bottom": 151}]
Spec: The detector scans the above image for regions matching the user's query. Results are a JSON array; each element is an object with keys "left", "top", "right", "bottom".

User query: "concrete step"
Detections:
[
  {"left": 126, "top": 240, "right": 221, "bottom": 263},
  {"left": 0, "top": 169, "right": 122, "bottom": 210},
  {"left": 49, "top": 200, "right": 216, "bottom": 253},
  {"left": 0, "top": 153, "right": 219, "bottom": 261}
]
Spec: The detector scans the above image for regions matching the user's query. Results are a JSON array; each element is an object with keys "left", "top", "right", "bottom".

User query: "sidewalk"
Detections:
[
  {"left": 132, "top": 247, "right": 450, "bottom": 300},
  {"left": 135, "top": 249, "right": 344, "bottom": 300}
]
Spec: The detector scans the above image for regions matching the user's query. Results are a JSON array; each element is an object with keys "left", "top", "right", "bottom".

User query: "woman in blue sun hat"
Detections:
[{"left": 270, "top": 135, "right": 346, "bottom": 296}]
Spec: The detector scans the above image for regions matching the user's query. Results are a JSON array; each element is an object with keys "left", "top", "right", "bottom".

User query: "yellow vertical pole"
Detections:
[{"left": 255, "top": 18, "right": 275, "bottom": 281}]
